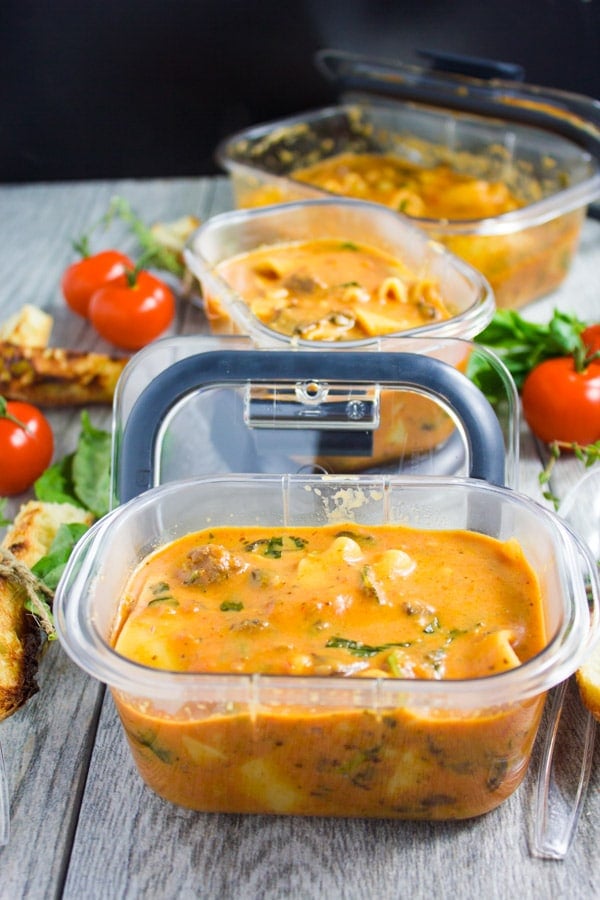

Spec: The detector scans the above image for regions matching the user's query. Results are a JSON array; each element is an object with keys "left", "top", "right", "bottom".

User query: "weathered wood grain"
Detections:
[{"left": 0, "top": 178, "right": 599, "bottom": 899}]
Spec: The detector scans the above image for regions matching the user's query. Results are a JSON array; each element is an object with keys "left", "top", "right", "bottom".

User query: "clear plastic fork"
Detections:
[{"left": 532, "top": 468, "right": 600, "bottom": 859}]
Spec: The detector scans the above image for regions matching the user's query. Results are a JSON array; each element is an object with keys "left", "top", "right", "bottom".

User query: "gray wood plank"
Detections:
[{"left": 2, "top": 653, "right": 104, "bottom": 899}]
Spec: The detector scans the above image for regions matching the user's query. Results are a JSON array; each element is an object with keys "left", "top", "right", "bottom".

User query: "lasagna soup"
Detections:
[
  {"left": 110, "top": 522, "right": 548, "bottom": 819},
  {"left": 293, "top": 152, "right": 524, "bottom": 221},
  {"left": 209, "top": 237, "right": 452, "bottom": 340}
]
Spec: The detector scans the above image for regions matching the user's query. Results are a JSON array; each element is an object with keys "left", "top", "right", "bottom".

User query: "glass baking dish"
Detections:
[{"left": 216, "top": 51, "right": 600, "bottom": 309}]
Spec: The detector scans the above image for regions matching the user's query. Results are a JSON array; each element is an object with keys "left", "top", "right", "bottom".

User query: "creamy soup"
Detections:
[
  {"left": 210, "top": 237, "right": 452, "bottom": 341},
  {"left": 110, "top": 522, "right": 547, "bottom": 819},
  {"left": 293, "top": 152, "right": 524, "bottom": 221}
]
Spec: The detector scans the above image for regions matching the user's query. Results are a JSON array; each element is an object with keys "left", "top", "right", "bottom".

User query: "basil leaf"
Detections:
[
  {"left": 34, "top": 411, "right": 111, "bottom": 517},
  {"left": 34, "top": 452, "right": 81, "bottom": 507},
  {"left": 71, "top": 412, "right": 111, "bottom": 518},
  {"left": 473, "top": 309, "right": 585, "bottom": 391},
  {"left": 31, "top": 522, "right": 90, "bottom": 590}
]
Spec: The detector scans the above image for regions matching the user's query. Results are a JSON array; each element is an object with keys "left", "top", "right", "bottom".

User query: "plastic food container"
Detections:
[
  {"left": 55, "top": 473, "right": 598, "bottom": 820},
  {"left": 184, "top": 198, "right": 495, "bottom": 345},
  {"left": 216, "top": 51, "right": 600, "bottom": 309},
  {"left": 54, "top": 340, "right": 598, "bottom": 820}
]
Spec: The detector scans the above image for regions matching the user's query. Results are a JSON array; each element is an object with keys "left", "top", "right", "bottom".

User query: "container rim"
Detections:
[{"left": 315, "top": 49, "right": 600, "bottom": 158}]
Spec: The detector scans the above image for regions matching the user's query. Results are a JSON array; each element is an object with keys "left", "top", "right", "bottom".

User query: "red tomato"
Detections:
[
  {"left": 61, "top": 250, "right": 134, "bottom": 318},
  {"left": 0, "top": 399, "right": 54, "bottom": 495},
  {"left": 521, "top": 356, "right": 600, "bottom": 445},
  {"left": 582, "top": 324, "right": 600, "bottom": 356},
  {"left": 88, "top": 270, "right": 175, "bottom": 351}
]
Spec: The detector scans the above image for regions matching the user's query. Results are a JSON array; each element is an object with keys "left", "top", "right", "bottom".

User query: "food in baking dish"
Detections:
[{"left": 110, "top": 521, "right": 546, "bottom": 818}]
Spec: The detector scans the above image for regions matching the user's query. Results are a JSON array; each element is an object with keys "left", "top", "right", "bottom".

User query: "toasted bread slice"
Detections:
[
  {"left": 0, "top": 501, "right": 93, "bottom": 720},
  {"left": 576, "top": 643, "right": 600, "bottom": 722},
  {"left": 150, "top": 214, "right": 200, "bottom": 257},
  {"left": 0, "top": 304, "right": 53, "bottom": 348},
  {"left": 0, "top": 341, "right": 128, "bottom": 406}
]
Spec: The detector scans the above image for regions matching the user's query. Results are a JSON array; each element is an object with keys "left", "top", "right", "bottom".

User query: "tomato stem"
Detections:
[
  {"left": 72, "top": 234, "right": 91, "bottom": 259},
  {"left": 573, "top": 338, "right": 600, "bottom": 373},
  {"left": 124, "top": 266, "right": 139, "bottom": 289},
  {"left": 0, "top": 395, "right": 29, "bottom": 431},
  {"left": 123, "top": 250, "right": 158, "bottom": 288}
]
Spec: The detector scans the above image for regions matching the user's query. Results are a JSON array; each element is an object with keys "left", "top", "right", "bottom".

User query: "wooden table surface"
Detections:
[{"left": 0, "top": 177, "right": 599, "bottom": 900}]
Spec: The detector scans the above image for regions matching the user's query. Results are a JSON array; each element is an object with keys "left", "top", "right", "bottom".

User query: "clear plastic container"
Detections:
[
  {"left": 184, "top": 198, "right": 495, "bottom": 346},
  {"left": 216, "top": 53, "right": 600, "bottom": 309},
  {"left": 54, "top": 473, "right": 599, "bottom": 820}
]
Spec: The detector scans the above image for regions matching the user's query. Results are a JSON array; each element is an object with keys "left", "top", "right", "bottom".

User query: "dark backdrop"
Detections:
[{"left": 1, "top": 0, "right": 599, "bottom": 182}]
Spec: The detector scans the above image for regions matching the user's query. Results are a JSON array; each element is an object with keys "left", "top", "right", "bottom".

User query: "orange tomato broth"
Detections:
[
  {"left": 208, "top": 237, "right": 452, "bottom": 341},
  {"left": 111, "top": 522, "right": 547, "bottom": 818},
  {"left": 293, "top": 152, "right": 523, "bottom": 221},
  {"left": 237, "top": 151, "right": 581, "bottom": 309}
]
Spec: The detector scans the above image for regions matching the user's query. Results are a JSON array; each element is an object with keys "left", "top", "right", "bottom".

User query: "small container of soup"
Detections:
[
  {"left": 55, "top": 472, "right": 598, "bottom": 820},
  {"left": 55, "top": 341, "right": 598, "bottom": 820},
  {"left": 183, "top": 198, "right": 495, "bottom": 345},
  {"left": 216, "top": 50, "right": 600, "bottom": 309}
]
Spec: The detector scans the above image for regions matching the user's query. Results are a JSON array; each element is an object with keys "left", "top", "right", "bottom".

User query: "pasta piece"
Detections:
[
  {"left": 181, "top": 735, "right": 227, "bottom": 764},
  {"left": 238, "top": 757, "right": 303, "bottom": 813},
  {"left": 252, "top": 259, "right": 287, "bottom": 280},
  {"left": 445, "top": 629, "right": 521, "bottom": 679},
  {"left": 378, "top": 276, "right": 408, "bottom": 304},
  {"left": 391, "top": 189, "right": 426, "bottom": 216},
  {"left": 353, "top": 307, "right": 412, "bottom": 336},
  {"left": 342, "top": 283, "right": 370, "bottom": 305}
]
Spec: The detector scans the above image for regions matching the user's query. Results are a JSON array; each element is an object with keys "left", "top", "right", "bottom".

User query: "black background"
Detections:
[{"left": 1, "top": 0, "right": 599, "bottom": 182}]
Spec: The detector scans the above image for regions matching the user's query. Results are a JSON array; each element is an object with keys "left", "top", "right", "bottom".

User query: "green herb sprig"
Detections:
[
  {"left": 539, "top": 439, "right": 600, "bottom": 508},
  {"left": 472, "top": 308, "right": 586, "bottom": 391}
]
